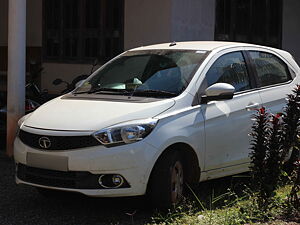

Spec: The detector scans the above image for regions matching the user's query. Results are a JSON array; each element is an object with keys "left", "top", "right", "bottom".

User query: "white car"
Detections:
[{"left": 14, "top": 41, "right": 300, "bottom": 208}]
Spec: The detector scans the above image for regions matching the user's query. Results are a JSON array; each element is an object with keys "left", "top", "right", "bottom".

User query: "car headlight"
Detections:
[{"left": 93, "top": 118, "right": 158, "bottom": 146}]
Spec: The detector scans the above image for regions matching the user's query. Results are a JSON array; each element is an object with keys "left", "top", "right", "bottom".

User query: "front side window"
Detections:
[
  {"left": 205, "top": 51, "right": 251, "bottom": 92},
  {"left": 249, "top": 51, "right": 291, "bottom": 87},
  {"left": 75, "top": 50, "right": 207, "bottom": 97}
]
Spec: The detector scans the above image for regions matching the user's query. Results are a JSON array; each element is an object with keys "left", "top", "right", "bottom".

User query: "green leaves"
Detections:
[{"left": 250, "top": 85, "right": 300, "bottom": 213}]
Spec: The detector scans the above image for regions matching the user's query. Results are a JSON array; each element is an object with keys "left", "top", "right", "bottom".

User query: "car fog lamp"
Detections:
[
  {"left": 112, "top": 175, "right": 123, "bottom": 186},
  {"left": 98, "top": 174, "right": 124, "bottom": 188}
]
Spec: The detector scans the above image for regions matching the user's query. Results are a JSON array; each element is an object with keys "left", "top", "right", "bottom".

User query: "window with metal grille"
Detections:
[
  {"left": 215, "top": 0, "right": 282, "bottom": 48},
  {"left": 43, "top": 0, "right": 124, "bottom": 63}
]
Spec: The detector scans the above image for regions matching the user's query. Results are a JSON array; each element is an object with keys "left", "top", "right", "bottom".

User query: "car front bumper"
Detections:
[{"left": 14, "top": 136, "right": 159, "bottom": 197}]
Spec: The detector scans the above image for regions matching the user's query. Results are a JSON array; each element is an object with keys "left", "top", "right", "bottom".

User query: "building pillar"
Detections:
[{"left": 6, "top": 0, "right": 26, "bottom": 156}]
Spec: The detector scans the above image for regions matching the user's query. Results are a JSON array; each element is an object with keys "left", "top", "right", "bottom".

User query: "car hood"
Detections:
[{"left": 23, "top": 97, "right": 175, "bottom": 131}]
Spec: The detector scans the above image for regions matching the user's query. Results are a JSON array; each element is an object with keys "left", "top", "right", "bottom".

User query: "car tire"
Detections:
[{"left": 148, "top": 150, "right": 184, "bottom": 209}]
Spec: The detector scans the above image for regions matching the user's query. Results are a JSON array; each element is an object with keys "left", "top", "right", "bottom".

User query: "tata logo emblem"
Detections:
[{"left": 38, "top": 137, "right": 51, "bottom": 149}]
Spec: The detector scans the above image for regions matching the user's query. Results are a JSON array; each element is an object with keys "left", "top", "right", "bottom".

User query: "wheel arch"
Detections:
[{"left": 148, "top": 142, "right": 201, "bottom": 187}]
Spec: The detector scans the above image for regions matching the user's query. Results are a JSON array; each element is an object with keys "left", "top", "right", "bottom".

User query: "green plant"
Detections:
[
  {"left": 281, "top": 85, "right": 300, "bottom": 211},
  {"left": 249, "top": 85, "right": 300, "bottom": 219},
  {"left": 281, "top": 85, "right": 300, "bottom": 162},
  {"left": 249, "top": 107, "right": 274, "bottom": 210},
  {"left": 265, "top": 113, "right": 285, "bottom": 195}
]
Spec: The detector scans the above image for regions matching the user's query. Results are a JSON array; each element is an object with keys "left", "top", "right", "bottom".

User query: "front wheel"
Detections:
[{"left": 148, "top": 151, "right": 184, "bottom": 209}]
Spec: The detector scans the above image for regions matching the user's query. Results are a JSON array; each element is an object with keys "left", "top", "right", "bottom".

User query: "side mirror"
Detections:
[
  {"left": 52, "top": 78, "right": 63, "bottom": 85},
  {"left": 75, "top": 79, "right": 86, "bottom": 88},
  {"left": 201, "top": 83, "right": 235, "bottom": 103}
]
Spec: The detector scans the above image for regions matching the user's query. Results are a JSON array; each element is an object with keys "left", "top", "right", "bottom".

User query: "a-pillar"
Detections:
[{"left": 6, "top": 0, "right": 26, "bottom": 156}]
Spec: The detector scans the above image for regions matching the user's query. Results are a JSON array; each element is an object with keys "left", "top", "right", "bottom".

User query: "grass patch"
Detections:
[{"left": 149, "top": 184, "right": 298, "bottom": 225}]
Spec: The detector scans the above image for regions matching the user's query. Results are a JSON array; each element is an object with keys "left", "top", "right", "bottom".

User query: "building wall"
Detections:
[
  {"left": 124, "top": 0, "right": 172, "bottom": 50},
  {"left": 42, "top": 63, "right": 100, "bottom": 94},
  {"left": 171, "top": 0, "right": 215, "bottom": 41},
  {"left": 0, "top": 0, "right": 42, "bottom": 47},
  {"left": 282, "top": 0, "right": 300, "bottom": 64},
  {"left": 26, "top": 0, "right": 42, "bottom": 46},
  {"left": 1, "top": 0, "right": 215, "bottom": 94}
]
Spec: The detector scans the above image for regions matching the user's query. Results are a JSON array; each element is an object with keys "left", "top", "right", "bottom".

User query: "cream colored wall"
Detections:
[
  {"left": 171, "top": 0, "right": 215, "bottom": 41},
  {"left": 124, "top": 0, "right": 172, "bottom": 50},
  {"left": 26, "top": 0, "right": 42, "bottom": 46},
  {"left": 0, "top": 0, "right": 42, "bottom": 46},
  {"left": 44, "top": 0, "right": 174, "bottom": 93},
  {"left": 42, "top": 63, "right": 100, "bottom": 94},
  {"left": 2, "top": 0, "right": 216, "bottom": 94}
]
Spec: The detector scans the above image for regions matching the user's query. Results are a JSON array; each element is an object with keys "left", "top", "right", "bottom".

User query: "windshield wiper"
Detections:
[
  {"left": 131, "top": 89, "right": 178, "bottom": 97},
  {"left": 74, "top": 88, "right": 130, "bottom": 95}
]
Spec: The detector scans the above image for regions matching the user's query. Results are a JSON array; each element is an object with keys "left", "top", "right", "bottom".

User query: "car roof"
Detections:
[{"left": 129, "top": 41, "right": 259, "bottom": 52}]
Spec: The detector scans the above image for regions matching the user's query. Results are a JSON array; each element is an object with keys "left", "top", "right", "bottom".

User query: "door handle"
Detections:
[{"left": 245, "top": 102, "right": 260, "bottom": 111}]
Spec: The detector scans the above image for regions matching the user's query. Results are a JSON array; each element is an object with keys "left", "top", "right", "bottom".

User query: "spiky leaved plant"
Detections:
[
  {"left": 288, "top": 159, "right": 300, "bottom": 210},
  {"left": 249, "top": 107, "right": 271, "bottom": 209},
  {"left": 265, "top": 113, "right": 285, "bottom": 197},
  {"left": 282, "top": 85, "right": 300, "bottom": 210},
  {"left": 281, "top": 85, "right": 300, "bottom": 163}
]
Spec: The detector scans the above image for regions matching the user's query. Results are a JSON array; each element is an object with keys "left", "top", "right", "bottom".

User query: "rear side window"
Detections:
[
  {"left": 206, "top": 51, "right": 251, "bottom": 92},
  {"left": 249, "top": 51, "right": 291, "bottom": 87}
]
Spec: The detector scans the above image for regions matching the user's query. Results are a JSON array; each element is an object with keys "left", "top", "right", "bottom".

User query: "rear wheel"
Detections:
[{"left": 148, "top": 151, "right": 185, "bottom": 208}]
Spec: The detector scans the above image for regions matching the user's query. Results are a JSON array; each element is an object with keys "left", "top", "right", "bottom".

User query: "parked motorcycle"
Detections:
[
  {"left": 0, "top": 61, "right": 47, "bottom": 139},
  {"left": 0, "top": 98, "right": 40, "bottom": 149},
  {"left": 26, "top": 61, "right": 57, "bottom": 104},
  {"left": 52, "top": 59, "right": 98, "bottom": 94}
]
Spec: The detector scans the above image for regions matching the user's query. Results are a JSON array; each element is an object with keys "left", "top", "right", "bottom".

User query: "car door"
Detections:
[
  {"left": 200, "top": 51, "right": 262, "bottom": 176},
  {"left": 247, "top": 50, "right": 296, "bottom": 114}
]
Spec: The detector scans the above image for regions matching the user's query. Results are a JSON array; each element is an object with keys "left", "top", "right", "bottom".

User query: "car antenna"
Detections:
[{"left": 169, "top": 41, "right": 176, "bottom": 47}]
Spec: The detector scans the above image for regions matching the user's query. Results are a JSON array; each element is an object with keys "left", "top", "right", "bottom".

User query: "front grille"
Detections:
[
  {"left": 18, "top": 129, "right": 101, "bottom": 150},
  {"left": 17, "top": 164, "right": 100, "bottom": 189},
  {"left": 16, "top": 164, "right": 130, "bottom": 189}
]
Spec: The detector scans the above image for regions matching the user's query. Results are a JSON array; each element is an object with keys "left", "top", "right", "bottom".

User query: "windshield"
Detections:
[{"left": 74, "top": 50, "right": 207, "bottom": 97}]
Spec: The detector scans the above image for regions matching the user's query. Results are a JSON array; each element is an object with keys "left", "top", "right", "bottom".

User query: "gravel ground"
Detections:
[
  {"left": 0, "top": 150, "right": 153, "bottom": 225},
  {"left": 0, "top": 147, "right": 298, "bottom": 225}
]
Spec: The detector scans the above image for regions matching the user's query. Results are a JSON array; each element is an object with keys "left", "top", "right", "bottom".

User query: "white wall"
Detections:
[
  {"left": 171, "top": 0, "right": 215, "bottom": 41},
  {"left": 42, "top": 63, "right": 100, "bottom": 94},
  {"left": 124, "top": 0, "right": 172, "bottom": 50},
  {"left": 282, "top": 0, "right": 300, "bottom": 64},
  {"left": 0, "top": 0, "right": 42, "bottom": 46},
  {"left": 26, "top": 0, "right": 42, "bottom": 46},
  {"left": 1, "top": 0, "right": 217, "bottom": 93},
  {"left": 124, "top": 0, "right": 216, "bottom": 50}
]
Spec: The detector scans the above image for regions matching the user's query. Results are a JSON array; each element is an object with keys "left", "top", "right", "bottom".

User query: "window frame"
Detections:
[
  {"left": 42, "top": 0, "right": 124, "bottom": 64},
  {"left": 192, "top": 50, "right": 257, "bottom": 106},
  {"left": 214, "top": 0, "right": 283, "bottom": 49},
  {"left": 244, "top": 50, "right": 293, "bottom": 89},
  {"left": 204, "top": 50, "right": 256, "bottom": 94},
  {"left": 193, "top": 48, "right": 296, "bottom": 106}
]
